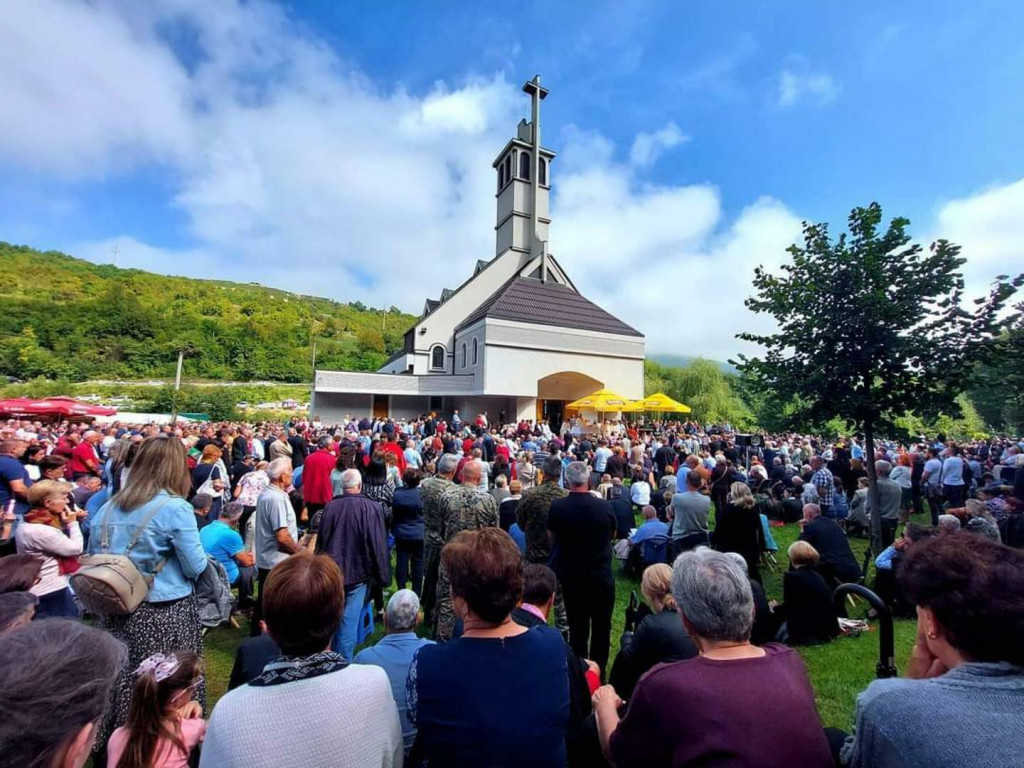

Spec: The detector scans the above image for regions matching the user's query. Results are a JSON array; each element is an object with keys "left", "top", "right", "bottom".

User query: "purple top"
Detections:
[{"left": 610, "top": 643, "right": 832, "bottom": 767}]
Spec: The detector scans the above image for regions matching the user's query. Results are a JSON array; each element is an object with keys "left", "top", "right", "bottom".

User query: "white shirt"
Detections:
[
  {"left": 15, "top": 521, "right": 83, "bottom": 596},
  {"left": 940, "top": 456, "right": 965, "bottom": 486},
  {"left": 923, "top": 458, "right": 943, "bottom": 488},
  {"left": 201, "top": 663, "right": 403, "bottom": 768}
]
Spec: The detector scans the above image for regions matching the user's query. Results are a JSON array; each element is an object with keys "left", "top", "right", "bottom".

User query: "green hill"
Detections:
[{"left": 0, "top": 242, "right": 416, "bottom": 383}]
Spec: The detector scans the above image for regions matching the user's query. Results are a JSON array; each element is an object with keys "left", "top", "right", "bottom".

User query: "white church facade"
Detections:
[{"left": 312, "top": 77, "right": 646, "bottom": 427}]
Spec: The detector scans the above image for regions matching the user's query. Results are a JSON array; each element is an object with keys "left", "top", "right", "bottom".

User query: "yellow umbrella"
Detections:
[
  {"left": 565, "top": 389, "right": 635, "bottom": 412},
  {"left": 629, "top": 392, "right": 692, "bottom": 413}
]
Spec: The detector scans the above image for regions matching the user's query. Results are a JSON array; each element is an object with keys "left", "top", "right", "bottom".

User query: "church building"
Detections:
[{"left": 312, "top": 77, "right": 646, "bottom": 428}]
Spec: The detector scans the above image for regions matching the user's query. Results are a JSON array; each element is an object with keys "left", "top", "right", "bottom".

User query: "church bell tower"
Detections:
[{"left": 493, "top": 76, "right": 556, "bottom": 278}]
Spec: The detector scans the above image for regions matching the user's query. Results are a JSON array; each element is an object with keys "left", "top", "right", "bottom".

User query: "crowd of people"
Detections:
[{"left": 0, "top": 410, "right": 1023, "bottom": 767}]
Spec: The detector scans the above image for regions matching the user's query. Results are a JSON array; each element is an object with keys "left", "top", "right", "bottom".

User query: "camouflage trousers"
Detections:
[
  {"left": 421, "top": 543, "right": 441, "bottom": 634},
  {"left": 433, "top": 563, "right": 456, "bottom": 642}
]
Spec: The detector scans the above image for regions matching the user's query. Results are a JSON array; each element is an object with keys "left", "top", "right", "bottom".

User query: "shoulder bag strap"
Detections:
[{"left": 125, "top": 498, "right": 177, "bottom": 576}]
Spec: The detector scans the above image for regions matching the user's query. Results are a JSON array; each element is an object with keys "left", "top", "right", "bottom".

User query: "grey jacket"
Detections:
[
  {"left": 843, "top": 662, "right": 1024, "bottom": 767},
  {"left": 866, "top": 477, "right": 902, "bottom": 521}
]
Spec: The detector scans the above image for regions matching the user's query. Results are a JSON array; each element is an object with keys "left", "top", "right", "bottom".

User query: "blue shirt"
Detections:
[
  {"left": 630, "top": 518, "right": 669, "bottom": 544},
  {"left": 0, "top": 454, "right": 31, "bottom": 516},
  {"left": 354, "top": 632, "right": 434, "bottom": 752},
  {"left": 508, "top": 523, "right": 526, "bottom": 553},
  {"left": 87, "top": 491, "right": 208, "bottom": 602},
  {"left": 200, "top": 519, "right": 244, "bottom": 584}
]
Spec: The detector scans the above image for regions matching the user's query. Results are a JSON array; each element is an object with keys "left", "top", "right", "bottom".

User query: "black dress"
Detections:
[
  {"left": 609, "top": 607, "right": 698, "bottom": 699},
  {"left": 713, "top": 502, "right": 765, "bottom": 582},
  {"left": 775, "top": 566, "right": 839, "bottom": 645}
]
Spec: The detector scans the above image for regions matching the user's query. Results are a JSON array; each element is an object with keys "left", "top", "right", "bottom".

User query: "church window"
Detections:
[
  {"left": 461, "top": 343, "right": 467, "bottom": 368},
  {"left": 539, "top": 157, "right": 547, "bottom": 185},
  {"left": 520, "top": 151, "right": 531, "bottom": 180},
  {"left": 504, "top": 155, "right": 512, "bottom": 185},
  {"left": 430, "top": 344, "right": 445, "bottom": 371},
  {"left": 472, "top": 338, "right": 478, "bottom": 365}
]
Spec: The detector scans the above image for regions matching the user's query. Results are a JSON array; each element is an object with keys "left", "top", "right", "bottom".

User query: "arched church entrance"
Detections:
[{"left": 536, "top": 371, "right": 603, "bottom": 432}]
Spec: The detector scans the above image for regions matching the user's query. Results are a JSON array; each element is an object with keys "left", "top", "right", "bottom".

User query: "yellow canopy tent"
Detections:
[
  {"left": 565, "top": 389, "right": 635, "bottom": 413},
  {"left": 629, "top": 392, "right": 692, "bottom": 414}
]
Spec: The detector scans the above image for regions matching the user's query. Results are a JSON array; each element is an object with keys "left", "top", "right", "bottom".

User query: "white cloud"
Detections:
[
  {"left": 0, "top": 0, "right": 195, "bottom": 178},
  {"left": 629, "top": 122, "right": 689, "bottom": 168},
  {"left": 0, "top": 0, "right": 806, "bottom": 360},
  {"left": 930, "top": 178, "right": 1024, "bottom": 300},
  {"left": 553, "top": 130, "right": 804, "bottom": 359},
  {"left": 11, "top": 0, "right": 1011, "bottom": 364},
  {"left": 776, "top": 69, "right": 839, "bottom": 108}
]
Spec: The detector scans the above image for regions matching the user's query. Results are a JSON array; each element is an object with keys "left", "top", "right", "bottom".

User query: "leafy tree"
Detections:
[
  {"left": 737, "top": 203, "right": 1021, "bottom": 553},
  {"left": 644, "top": 359, "right": 753, "bottom": 427},
  {"left": 968, "top": 302, "right": 1024, "bottom": 433}
]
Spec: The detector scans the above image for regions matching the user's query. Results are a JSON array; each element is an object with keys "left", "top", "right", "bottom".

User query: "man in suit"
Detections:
[
  {"left": 547, "top": 461, "right": 617, "bottom": 673},
  {"left": 798, "top": 503, "right": 861, "bottom": 584}
]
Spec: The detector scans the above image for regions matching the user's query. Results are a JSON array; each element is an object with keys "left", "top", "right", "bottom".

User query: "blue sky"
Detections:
[{"left": 2, "top": 0, "right": 1022, "bottom": 357}]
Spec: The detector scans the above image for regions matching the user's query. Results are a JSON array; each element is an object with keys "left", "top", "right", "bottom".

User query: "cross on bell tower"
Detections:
[{"left": 492, "top": 75, "right": 556, "bottom": 278}]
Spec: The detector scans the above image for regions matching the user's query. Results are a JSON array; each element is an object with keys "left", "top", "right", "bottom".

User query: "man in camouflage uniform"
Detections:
[
  {"left": 434, "top": 459, "right": 499, "bottom": 641},
  {"left": 516, "top": 455, "right": 570, "bottom": 632},
  {"left": 420, "top": 453, "right": 459, "bottom": 633}
]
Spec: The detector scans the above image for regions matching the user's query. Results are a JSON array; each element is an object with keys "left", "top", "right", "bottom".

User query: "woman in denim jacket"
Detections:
[{"left": 86, "top": 436, "right": 209, "bottom": 761}]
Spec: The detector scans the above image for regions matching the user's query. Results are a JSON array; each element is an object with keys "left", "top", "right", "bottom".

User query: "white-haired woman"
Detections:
[
  {"left": 713, "top": 481, "right": 765, "bottom": 583},
  {"left": 593, "top": 548, "right": 832, "bottom": 767}
]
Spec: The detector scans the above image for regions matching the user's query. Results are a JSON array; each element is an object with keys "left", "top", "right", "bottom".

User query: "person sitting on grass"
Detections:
[
  {"left": 354, "top": 589, "right": 434, "bottom": 756},
  {"left": 842, "top": 533, "right": 1024, "bottom": 767},
  {"left": 201, "top": 552, "right": 403, "bottom": 767},
  {"left": 592, "top": 547, "right": 833, "bottom": 767},
  {"left": 624, "top": 505, "right": 670, "bottom": 576},
  {"left": 873, "top": 522, "right": 938, "bottom": 617},
  {"left": 609, "top": 562, "right": 698, "bottom": 699},
  {"left": 199, "top": 501, "right": 256, "bottom": 610},
  {"left": 771, "top": 541, "right": 839, "bottom": 646}
]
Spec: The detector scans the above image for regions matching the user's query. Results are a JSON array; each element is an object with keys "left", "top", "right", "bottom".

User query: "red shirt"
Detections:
[
  {"left": 68, "top": 442, "right": 99, "bottom": 475},
  {"left": 302, "top": 449, "right": 337, "bottom": 505},
  {"left": 380, "top": 442, "right": 407, "bottom": 475}
]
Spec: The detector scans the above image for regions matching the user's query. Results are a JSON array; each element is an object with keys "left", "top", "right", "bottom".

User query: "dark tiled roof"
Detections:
[{"left": 457, "top": 277, "right": 642, "bottom": 337}]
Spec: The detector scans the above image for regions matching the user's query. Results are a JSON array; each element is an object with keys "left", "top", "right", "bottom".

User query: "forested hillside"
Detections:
[{"left": 0, "top": 242, "right": 415, "bottom": 382}]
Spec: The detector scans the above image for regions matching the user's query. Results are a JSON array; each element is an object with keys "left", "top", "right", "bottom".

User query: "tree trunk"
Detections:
[{"left": 864, "top": 419, "right": 884, "bottom": 555}]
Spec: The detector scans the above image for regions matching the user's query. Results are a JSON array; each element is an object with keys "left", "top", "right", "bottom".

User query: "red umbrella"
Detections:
[{"left": 0, "top": 397, "right": 117, "bottom": 418}]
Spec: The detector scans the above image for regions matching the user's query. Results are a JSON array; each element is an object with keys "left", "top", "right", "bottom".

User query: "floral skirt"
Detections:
[{"left": 93, "top": 593, "right": 206, "bottom": 753}]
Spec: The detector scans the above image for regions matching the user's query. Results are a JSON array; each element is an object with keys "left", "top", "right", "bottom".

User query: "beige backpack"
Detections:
[{"left": 71, "top": 501, "right": 172, "bottom": 616}]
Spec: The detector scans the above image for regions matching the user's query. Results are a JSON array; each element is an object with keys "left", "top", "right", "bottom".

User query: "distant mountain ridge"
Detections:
[
  {"left": 648, "top": 353, "right": 737, "bottom": 374},
  {"left": 0, "top": 242, "right": 415, "bottom": 383}
]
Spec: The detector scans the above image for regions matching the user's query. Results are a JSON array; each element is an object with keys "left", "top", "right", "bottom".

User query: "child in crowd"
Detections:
[{"left": 107, "top": 651, "right": 206, "bottom": 768}]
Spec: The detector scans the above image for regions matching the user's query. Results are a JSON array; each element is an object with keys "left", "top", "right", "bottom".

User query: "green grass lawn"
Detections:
[{"left": 203, "top": 511, "right": 929, "bottom": 731}]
